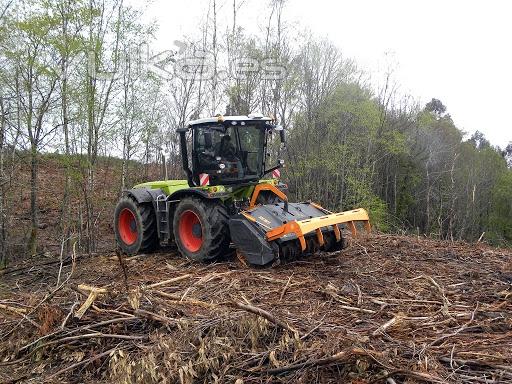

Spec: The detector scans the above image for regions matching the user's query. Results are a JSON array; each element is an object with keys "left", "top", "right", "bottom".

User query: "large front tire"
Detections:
[
  {"left": 114, "top": 197, "right": 159, "bottom": 255},
  {"left": 173, "top": 197, "right": 231, "bottom": 261}
]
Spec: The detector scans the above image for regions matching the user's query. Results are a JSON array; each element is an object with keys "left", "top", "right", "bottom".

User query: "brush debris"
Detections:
[{"left": 1, "top": 234, "right": 511, "bottom": 383}]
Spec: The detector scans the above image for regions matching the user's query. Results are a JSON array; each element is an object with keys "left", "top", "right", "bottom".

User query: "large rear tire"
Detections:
[
  {"left": 114, "top": 197, "right": 159, "bottom": 255},
  {"left": 173, "top": 197, "right": 231, "bottom": 261}
]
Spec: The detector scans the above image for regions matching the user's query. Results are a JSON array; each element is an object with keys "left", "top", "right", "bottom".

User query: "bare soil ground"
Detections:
[
  {"left": 6, "top": 154, "right": 163, "bottom": 259},
  {"left": 1, "top": 234, "right": 511, "bottom": 383}
]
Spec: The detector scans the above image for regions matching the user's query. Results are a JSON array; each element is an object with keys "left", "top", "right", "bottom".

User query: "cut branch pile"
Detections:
[{"left": 0, "top": 234, "right": 511, "bottom": 383}]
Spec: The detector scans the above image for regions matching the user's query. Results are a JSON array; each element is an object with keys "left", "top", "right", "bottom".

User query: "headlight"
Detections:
[{"left": 219, "top": 163, "right": 226, "bottom": 169}]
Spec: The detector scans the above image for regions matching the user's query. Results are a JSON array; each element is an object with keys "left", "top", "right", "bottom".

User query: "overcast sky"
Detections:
[{"left": 133, "top": 0, "right": 512, "bottom": 148}]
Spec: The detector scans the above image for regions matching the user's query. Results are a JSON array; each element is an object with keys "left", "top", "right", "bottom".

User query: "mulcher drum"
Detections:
[{"left": 229, "top": 202, "right": 369, "bottom": 266}]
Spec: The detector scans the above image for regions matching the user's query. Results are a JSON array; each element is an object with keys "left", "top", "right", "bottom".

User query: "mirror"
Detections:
[{"left": 279, "top": 129, "right": 286, "bottom": 145}]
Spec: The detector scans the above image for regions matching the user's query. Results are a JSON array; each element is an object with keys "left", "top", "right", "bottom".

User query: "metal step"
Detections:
[{"left": 156, "top": 194, "right": 171, "bottom": 241}]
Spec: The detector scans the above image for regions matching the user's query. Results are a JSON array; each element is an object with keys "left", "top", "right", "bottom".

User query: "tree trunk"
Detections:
[
  {"left": 0, "top": 97, "right": 6, "bottom": 267},
  {"left": 425, "top": 160, "right": 431, "bottom": 235},
  {"left": 60, "top": 12, "right": 71, "bottom": 254},
  {"left": 28, "top": 144, "right": 38, "bottom": 256}
]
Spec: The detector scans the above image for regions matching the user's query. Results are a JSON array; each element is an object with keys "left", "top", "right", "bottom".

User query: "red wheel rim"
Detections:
[
  {"left": 179, "top": 210, "right": 203, "bottom": 252},
  {"left": 118, "top": 208, "right": 138, "bottom": 245}
]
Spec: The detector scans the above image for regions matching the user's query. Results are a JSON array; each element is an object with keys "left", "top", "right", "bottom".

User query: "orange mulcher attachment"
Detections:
[
  {"left": 265, "top": 207, "right": 371, "bottom": 251},
  {"left": 228, "top": 183, "right": 371, "bottom": 266}
]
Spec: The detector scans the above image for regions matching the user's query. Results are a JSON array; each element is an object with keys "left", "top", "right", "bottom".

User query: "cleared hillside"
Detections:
[{"left": 1, "top": 234, "right": 511, "bottom": 383}]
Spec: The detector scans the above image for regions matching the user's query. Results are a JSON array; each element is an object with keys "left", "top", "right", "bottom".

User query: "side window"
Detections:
[
  {"left": 195, "top": 126, "right": 234, "bottom": 173},
  {"left": 195, "top": 126, "right": 221, "bottom": 154},
  {"left": 196, "top": 130, "right": 205, "bottom": 150}
]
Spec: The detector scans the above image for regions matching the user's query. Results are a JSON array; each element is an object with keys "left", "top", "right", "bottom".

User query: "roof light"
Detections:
[{"left": 248, "top": 113, "right": 263, "bottom": 119}]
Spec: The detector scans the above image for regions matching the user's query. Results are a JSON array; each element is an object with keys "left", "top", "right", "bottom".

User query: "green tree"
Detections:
[{"left": 489, "top": 170, "right": 512, "bottom": 243}]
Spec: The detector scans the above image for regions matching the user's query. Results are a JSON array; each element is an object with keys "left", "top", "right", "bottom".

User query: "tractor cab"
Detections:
[{"left": 178, "top": 114, "right": 285, "bottom": 187}]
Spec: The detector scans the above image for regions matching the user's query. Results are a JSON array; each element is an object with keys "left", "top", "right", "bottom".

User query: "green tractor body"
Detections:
[{"left": 114, "top": 114, "right": 370, "bottom": 266}]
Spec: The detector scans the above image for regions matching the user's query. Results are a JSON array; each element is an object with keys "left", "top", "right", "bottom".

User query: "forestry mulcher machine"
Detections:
[{"left": 114, "top": 114, "right": 371, "bottom": 266}]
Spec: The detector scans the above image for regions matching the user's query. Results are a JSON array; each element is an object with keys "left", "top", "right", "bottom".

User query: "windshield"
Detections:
[
  {"left": 193, "top": 124, "right": 266, "bottom": 185},
  {"left": 237, "top": 124, "right": 265, "bottom": 177}
]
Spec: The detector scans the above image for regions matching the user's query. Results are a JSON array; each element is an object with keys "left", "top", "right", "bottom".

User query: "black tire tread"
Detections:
[
  {"left": 173, "top": 197, "right": 232, "bottom": 261},
  {"left": 139, "top": 201, "right": 158, "bottom": 252},
  {"left": 114, "top": 196, "right": 159, "bottom": 255}
]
